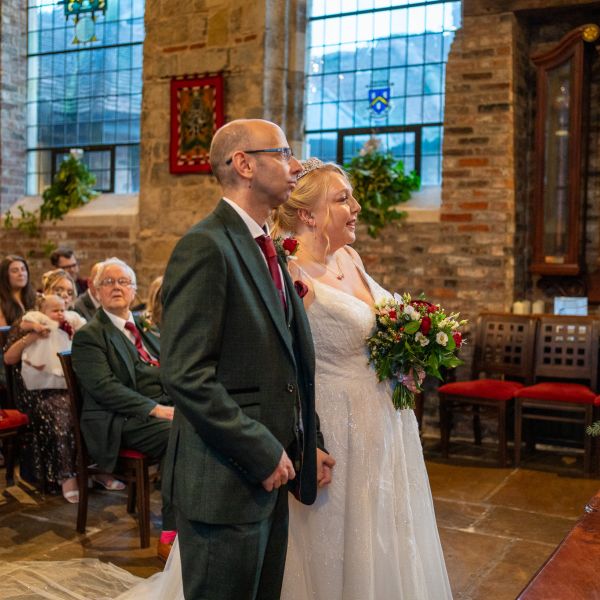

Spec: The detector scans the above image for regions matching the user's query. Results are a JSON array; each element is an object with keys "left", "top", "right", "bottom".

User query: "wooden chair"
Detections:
[
  {"left": 58, "top": 351, "right": 159, "bottom": 547},
  {"left": 0, "top": 326, "right": 29, "bottom": 485},
  {"left": 514, "top": 316, "right": 599, "bottom": 477},
  {"left": 438, "top": 313, "right": 538, "bottom": 466}
]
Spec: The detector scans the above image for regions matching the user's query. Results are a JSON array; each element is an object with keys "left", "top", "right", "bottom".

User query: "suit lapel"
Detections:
[
  {"left": 215, "top": 201, "right": 295, "bottom": 362},
  {"left": 279, "top": 255, "right": 295, "bottom": 328},
  {"left": 135, "top": 315, "right": 160, "bottom": 358},
  {"left": 98, "top": 310, "right": 138, "bottom": 383}
]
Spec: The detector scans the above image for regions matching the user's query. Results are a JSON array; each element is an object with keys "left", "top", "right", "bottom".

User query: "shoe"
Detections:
[
  {"left": 63, "top": 490, "right": 79, "bottom": 504},
  {"left": 157, "top": 540, "right": 173, "bottom": 563},
  {"left": 91, "top": 475, "right": 126, "bottom": 491}
]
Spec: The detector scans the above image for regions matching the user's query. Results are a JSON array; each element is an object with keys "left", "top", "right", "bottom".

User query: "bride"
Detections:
[
  {"left": 274, "top": 158, "right": 452, "bottom": 600},
  {"left": 115, "top": 158, "right": 452, "bottom": 599}
]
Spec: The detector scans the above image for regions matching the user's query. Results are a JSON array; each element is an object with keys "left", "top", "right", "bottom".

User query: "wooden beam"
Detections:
[{"left": 464, "top": 0, "right": 600, "bottom": 17}]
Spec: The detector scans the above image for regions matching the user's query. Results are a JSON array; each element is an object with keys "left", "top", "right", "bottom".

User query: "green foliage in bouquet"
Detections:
[
  {"left": 344, "top": 138, "right": 420, "bottom": 239},
  {"left": 367, "top": 293, "right": 466, "bottom": 410},
  {"left": 4, "top": 151, "right": 99, "bottom": 240}
]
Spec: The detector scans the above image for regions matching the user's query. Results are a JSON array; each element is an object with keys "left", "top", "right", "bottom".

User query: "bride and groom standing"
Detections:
[{"left": 148, "top": 118, "right": 451, "bottom": 600}]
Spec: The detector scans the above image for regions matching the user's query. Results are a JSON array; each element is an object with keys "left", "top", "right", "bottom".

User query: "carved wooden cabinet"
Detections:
[{"left": 530, "top": 24, "right": 599, "bottom": 276}]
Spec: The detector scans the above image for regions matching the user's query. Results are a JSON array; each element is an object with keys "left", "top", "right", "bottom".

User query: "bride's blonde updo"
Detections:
[{"left": 271, "top": 158, "right": 349, "bottom": 238}]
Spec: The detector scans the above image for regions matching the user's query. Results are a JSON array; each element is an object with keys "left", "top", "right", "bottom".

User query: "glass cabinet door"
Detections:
[
  {"left": 531, "top": 25, "right": 598, "bottom": 276},
  {"left": 541, "top": 59, "right": 572, "bottom": 266}
]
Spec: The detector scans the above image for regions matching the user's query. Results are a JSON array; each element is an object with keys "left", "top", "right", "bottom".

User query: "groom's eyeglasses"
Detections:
[{"left": 225, "top": 147, "right": 294, "bottom": 165}]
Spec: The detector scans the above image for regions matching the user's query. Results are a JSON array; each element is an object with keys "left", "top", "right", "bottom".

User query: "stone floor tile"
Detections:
[
  {"left": 438, "top": 527, "right": 513, "bottom": 596},
  {"left": 426, "top": 460, "right": 512, "bottom": 502},
  {"left": 467, "top": 538, "right": 556, "bottom": 600},
  {"left": 485, "top": 468, "right": 599, "bottom": 518},
  {"left": 474, "top": 505, "right": 577, "bottom": 546}
]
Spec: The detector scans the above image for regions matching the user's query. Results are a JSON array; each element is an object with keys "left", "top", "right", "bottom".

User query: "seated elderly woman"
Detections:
[{"left": 4, "top": 269, "right": 123, "bottom": 502}]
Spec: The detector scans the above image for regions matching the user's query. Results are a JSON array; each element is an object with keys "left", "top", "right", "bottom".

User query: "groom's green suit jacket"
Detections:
[{"left": 161, "top": 200, "right": 321, "bottom": 525}]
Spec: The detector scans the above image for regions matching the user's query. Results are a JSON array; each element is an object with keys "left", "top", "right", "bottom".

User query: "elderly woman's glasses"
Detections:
[
  {"left": 225, "top": 147, "right": 293, "bottom": 165},
  {"left": 99, "top": 277, "right": 134, "bottom": 288}
]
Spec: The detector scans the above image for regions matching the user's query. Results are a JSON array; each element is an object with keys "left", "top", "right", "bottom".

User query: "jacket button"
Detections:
[{"left": 287, "top": 383, "right": 295, "bottom": 393}]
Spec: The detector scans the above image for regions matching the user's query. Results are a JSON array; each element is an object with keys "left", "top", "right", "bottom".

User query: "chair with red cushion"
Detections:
[
  {"left": 0, "top": 408, "right": 29, "bottom": 485},
  {"left": 58, "top": 351, "right": 159, "bottom": 547},
  {"left": 514, "top": 316, "right": 599, "bottom": 477},
  {"left": 0, "top": 326, "right": 30, "bottom": 486},
  {"left": 438, "top": 313, "right": 537, "bottom": 466}
]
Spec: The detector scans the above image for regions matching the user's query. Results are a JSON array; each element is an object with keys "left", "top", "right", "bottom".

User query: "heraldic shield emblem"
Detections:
[{"left": 368, "top": 85, "right": 391, "bottom": 116}]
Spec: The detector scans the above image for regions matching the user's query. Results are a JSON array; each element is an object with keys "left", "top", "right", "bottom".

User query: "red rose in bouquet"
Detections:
[{"left": 367, "top": 293, "right": 467, "bottom": 410}]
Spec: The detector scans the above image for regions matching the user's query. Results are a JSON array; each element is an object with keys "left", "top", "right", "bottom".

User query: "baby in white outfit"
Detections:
[{"left": 21, "top": 294, "right": 86, "bottom": 390}]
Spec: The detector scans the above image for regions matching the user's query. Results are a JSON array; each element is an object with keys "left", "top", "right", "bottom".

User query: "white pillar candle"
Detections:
[{"left": 532, "top": 300, "right": 545, "bottom": 314}]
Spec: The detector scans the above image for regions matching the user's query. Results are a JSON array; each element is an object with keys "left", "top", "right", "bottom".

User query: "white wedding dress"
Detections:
[{"left": 279, "top": 268, "right": 452, "bottom": 600}]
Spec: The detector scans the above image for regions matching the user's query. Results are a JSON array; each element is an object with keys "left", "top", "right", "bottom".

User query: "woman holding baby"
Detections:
[{"left": 4, "top": 267, "right": 122, "bottom": 501}]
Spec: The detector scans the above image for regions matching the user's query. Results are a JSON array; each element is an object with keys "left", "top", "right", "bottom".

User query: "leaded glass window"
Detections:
[
  {"left": 305, "top": 0, "right": 461, "bottom": 186},
  {"left": 27, "top": 0, "right": 144, "bottom": 195}
]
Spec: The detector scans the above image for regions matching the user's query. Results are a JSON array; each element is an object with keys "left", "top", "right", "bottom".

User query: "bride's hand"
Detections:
[{"left": 316, "top": 448, "right": 335, "bottom": 487}]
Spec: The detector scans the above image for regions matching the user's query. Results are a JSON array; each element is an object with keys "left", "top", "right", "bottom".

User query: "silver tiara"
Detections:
[{"left": 297, "top": 157, "right": 325, "bottom": 180}]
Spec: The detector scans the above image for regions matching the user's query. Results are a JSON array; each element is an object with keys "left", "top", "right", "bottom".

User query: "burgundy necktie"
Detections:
[
  {"left": 124, "top": 321, "right": 160, "bottom": 367},
  {"left": 256, "top": 234, "right": 287, "bottom": 311},
  {"left": 59, "top": 320, "right": 74, "bottom": 339}
]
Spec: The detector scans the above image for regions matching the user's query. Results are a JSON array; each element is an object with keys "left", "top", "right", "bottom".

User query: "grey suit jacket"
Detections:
[
  {"left": 161, "top": 200, "right": 320, "bottom": 525},
  {"left": 73, "top": 290, "right": 98, "bottom": 322},
  {"left": 71, "top": 309, "right": 166, "bottom": 472}
]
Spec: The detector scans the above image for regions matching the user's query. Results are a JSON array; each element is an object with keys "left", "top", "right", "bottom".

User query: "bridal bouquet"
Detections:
[{"left": 367, "top": 293, "right": 467, "bottom": 410}]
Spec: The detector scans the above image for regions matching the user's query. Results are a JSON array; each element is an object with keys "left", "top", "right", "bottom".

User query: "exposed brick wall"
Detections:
[
  {"left": 0, "top": 225, "right": 137, "bottom": 295},
  {"left": 0, "top": 0, "right": 27, "bottom": 213},
  {"left": 439, "top": 13, "right": 519, "bottom": 317}
]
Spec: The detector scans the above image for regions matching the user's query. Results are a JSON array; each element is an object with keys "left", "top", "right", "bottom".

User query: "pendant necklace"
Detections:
[{"left": 303, "top": 249, "right": 345, "bottom": 280}]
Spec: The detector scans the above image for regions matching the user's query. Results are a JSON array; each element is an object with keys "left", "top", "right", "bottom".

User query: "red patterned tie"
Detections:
[
  {"left": 124, "top": 321, "right": 160, "bottom": 367},
  {"left": 256, "top": 235, "right": 287, "bottom": 311}
]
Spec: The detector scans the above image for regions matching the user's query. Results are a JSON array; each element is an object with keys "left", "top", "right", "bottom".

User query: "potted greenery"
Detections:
[
  {"left": 344, "top": 137, "right": 420, "bottom": 238},
  {"left": 4, "top": 148, "right": 99, "bottom": 237}
]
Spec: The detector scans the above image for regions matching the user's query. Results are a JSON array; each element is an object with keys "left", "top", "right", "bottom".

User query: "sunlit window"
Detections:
[
  {"left": 305, "top": 0, "right": 461, "bottom": 186},
  {"left": 26, "top": 0, "right": 144, "bottom": 195}
]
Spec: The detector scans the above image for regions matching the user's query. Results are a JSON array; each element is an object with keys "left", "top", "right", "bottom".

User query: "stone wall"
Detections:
[
  {"left": 0, "top": 0, "right": 27, "bottom": 213},
  {"left": 136, "top": 0, "right": 307, "bottom": 286}
]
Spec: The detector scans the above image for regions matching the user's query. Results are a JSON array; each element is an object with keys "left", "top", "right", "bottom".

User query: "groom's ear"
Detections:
[{"left": 229, "top": 152, "right": 254, "bottom": 183}]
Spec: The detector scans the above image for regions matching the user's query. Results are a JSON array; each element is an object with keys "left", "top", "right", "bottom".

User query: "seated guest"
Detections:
[
  {"left": 71, "top": 257, "right": 175, "bottom": 560},
  {"left": 73, "top": 262, "right": 103, "bottom": 321},
  {"left": 50, "top": 247, "right": 88, "bottom": 295},
  {"left": 42, "top": 268, "right": 78, "bottom": 310},
  {"left": 0, "top": 255, "right": 37, "bottom": 327},
  {"left": 140, "top": 275, "right": 163, "bottom": 335},
  {"left": 4, "top": 277, "right": 122, "bottom": 501}
]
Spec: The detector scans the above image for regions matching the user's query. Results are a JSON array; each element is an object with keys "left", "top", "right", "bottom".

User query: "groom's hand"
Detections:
[
  {"left": 262, "top": 450, "right": 295, "bottom": 492},
  {"left": 317, "top": 448, "right": 335, "bottom": 487}
]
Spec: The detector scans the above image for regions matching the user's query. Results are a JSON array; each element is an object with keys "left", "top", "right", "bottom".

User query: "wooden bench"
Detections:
[{"left": 517, "top": 490, "right": 600, "bottom": 599}]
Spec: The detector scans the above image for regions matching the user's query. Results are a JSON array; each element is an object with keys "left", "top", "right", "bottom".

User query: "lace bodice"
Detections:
[{"left": 303, "top": 267, "right": 389, "bottom": 378}]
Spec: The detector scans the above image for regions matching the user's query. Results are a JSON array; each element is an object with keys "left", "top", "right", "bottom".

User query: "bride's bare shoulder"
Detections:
[{"left": 341, "top": 245, "right": 365, "bottom": 269}]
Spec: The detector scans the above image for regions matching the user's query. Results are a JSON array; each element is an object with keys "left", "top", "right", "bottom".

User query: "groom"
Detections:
[{"left": 161, "top": 119, "right": 334, "bottom": 599}]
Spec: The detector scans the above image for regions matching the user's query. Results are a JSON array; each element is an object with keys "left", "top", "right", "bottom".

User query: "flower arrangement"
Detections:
[{"left": 367, "top": 293, "right": 467, "bottom": 410}]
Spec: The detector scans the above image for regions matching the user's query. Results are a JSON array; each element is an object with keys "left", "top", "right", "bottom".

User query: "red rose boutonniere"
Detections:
[{"left": 274, "top": 236, "right": 299, "bottom": 260}]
